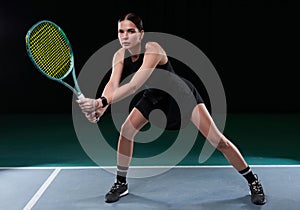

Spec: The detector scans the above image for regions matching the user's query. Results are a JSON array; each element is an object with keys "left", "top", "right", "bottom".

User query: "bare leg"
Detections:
[
  {"left": 117, "top": 108, "right": 148, "bottom": 169},
  {"left": 105, "top": 108, "right": 148, "bottom": 203},
  {"left": 191, "top": 104, "right": 248, "bottom": 171},
  {"left": 191, "top": 104, "right": 266, "bottom": 205}
]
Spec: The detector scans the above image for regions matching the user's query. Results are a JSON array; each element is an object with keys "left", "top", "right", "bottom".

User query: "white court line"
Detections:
[
  {"left": 23, "top": 168, "right": 61, "bottom": 210},
  {"left": 1, "top": 165, "right": 300, "bottom": 170}
]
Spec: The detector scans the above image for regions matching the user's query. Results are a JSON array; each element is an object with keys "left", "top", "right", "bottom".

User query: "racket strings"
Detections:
[{"left": 28, "top": 22, "right": 72, "bottom": 79}]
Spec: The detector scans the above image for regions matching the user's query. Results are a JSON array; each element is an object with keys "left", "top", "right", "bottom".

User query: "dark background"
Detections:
[{"left": 0, "top": 0, "right": 298, "bottom": 114}]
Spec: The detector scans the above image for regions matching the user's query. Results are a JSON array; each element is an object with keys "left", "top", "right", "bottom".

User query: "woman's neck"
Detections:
[{"left": 128, "top": 43, "right": 141, "bottom": 61}]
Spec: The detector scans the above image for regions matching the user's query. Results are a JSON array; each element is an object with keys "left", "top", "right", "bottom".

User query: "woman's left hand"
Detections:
[{"left": 76, "top": 98, "right": 100, "bottom": 113}]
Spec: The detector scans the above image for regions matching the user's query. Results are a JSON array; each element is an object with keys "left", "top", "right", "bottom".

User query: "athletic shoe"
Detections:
[
  {"left": 249, "top": 174, "right": 266, "bottom": 205},
  {"left": 105, "top": 181, "right": 128, "bottom": 203}
]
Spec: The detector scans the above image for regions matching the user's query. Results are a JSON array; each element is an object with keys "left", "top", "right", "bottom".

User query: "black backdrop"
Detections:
[{"left": 0, "top": 0, "right": 298, "bottom": 114}]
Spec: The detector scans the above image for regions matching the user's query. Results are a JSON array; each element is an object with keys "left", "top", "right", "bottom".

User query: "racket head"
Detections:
[{"left": 25, "top": 20, "right": 74, "bottom": 81}]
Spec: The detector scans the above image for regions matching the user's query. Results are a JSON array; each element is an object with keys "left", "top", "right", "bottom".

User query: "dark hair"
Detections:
[{"left": 118, "top": 12, "right": 143, "bottom": 31}]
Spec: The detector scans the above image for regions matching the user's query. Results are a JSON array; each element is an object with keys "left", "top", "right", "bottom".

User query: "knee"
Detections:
[
  {"left": 216, "top": 138, "right": 230, "bottom": 151},
  {"left": 120, "top": 122, "right": 137, "bottom": 140}
]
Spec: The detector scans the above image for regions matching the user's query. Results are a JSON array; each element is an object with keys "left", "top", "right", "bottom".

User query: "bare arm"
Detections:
[
  {"left": 103, "top": 42, "right": 166, "bottom": 105},
  {"left": 77, "top": 42, "right": 167, "bottom": 115},
  {"left": 76, "top": 48, "right": 124, "bottom": 119}
]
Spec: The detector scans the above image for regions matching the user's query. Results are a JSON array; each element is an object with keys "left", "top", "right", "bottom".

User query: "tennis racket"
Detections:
[{"left": 25, "top": 20, "right": 85, "bottom": 100}]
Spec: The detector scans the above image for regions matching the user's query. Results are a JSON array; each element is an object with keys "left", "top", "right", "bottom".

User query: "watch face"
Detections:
[{"left": 101, "top": 96, "right": 108, "bottom": 107}]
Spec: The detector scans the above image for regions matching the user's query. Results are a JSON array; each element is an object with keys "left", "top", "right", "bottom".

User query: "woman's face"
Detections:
[{"left": 118, "top": 20, "right": 143, "bottom": 49}]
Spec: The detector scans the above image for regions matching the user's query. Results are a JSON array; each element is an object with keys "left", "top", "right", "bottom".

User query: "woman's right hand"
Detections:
[
  {"left": 84, "top": 111, "right": 99, "bottom": 123},
  {"left": 85, "top": 108, "right": 106, "bottom": 123}
]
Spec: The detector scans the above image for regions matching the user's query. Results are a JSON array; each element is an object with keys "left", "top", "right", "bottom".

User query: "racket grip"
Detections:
[
  {"left": 76, "top": 93, "right": 99, "bottom": 122},
  {"left": 77, "top": 93, "right": 85, "bottom": 99}
]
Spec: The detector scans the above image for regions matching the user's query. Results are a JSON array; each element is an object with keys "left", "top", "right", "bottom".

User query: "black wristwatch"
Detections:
[{"left": 100, "top": 96, "right": 108, "bottom": 108}]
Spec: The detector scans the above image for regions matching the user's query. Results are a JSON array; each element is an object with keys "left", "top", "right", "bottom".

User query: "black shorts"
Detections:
[{"left": 134, "top": 78, "right": 204, "bottom": 130}]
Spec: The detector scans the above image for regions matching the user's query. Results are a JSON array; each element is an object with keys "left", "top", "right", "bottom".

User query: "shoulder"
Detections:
[
  {"left": 144, "top": 41, "right": 166, "bottom": 56},
  {"left": 144, "top": 42, "right": 167, "bottom": 64},
  {"left": 145, "top": 41, "right": 163, "bottom": 51},
  {"left": 113, "top": 48, "right": 126, "bottom": 64}
]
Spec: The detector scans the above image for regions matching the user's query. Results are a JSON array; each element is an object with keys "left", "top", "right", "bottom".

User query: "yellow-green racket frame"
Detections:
[{"left": 25, "top": 20, "right": 85, "bottom": 99}]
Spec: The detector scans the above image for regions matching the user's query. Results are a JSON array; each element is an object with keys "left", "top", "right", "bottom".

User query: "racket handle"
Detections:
[
  {"left": 76, "top": 93, "right": 99, "bottom": 122},
  {"left": 77, "top": 93, "right": 85, "bottom": 99}
]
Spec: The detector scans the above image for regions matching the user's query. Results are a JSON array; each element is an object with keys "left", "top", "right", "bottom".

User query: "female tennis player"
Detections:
[{"left": 77, "top": 12, "right": 266, "bottom": 205}]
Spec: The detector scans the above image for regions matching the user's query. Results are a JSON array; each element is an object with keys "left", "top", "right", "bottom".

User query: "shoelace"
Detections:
[
  {"left": 251, "top": 180, "right": 263, "bottom": 194},
  {"left": 110, "top": 183, "right": 120, "bottom": 192},
  {"left": 110, "top": 182, "right": 125, "bottom": 192}
]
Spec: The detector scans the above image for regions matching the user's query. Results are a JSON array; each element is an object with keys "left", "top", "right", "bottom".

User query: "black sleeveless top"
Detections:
[
  {"left": 121, "top": 52, "right": 175, "bottom": 86},
  {"left": 120, "top": 50, "right": 203, "bottom": 130},
  {"left": 121, "top": 52, "right": 175, "bottom": 99}
]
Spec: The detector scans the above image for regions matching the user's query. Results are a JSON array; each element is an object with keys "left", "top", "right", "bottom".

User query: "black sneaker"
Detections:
[
  {"left": 249, "top": 175, "right": 266, "bottom": 205},
  {"left": 105, "top": 181, "right": 128, "bottom": 203}
]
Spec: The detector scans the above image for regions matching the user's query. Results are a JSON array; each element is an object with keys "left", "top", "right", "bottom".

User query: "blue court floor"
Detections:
[{"left": 1, "top": 165, "right": 300, "bottom": 210}]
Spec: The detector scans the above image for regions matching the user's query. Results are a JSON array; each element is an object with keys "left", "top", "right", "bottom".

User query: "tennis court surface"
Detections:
[{"left": 0, "top": 166, "right": 299, "bottom": 210}]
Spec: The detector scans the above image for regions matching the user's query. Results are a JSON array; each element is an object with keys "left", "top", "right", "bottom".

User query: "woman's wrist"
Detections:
[
  {"left": 95, "top": 98, "right": 102, "bottom": 109},
  {"left": 100, "top": 96, "right": 108, "bottom": 108}
]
